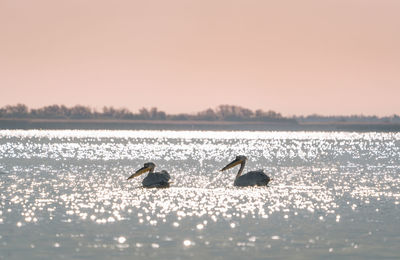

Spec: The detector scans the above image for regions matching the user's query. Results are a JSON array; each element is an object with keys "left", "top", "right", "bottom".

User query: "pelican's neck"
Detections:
[
  {"left": 235, "top": 161, "right": 246, "bottom": 180},
  {"left": 148, "top": 166, "right": 155, "bottom": 173}
]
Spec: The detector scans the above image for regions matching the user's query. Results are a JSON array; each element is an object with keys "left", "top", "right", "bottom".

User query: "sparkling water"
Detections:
[{"left": 0, "top": 130, "right": 399, "bottom": 259}]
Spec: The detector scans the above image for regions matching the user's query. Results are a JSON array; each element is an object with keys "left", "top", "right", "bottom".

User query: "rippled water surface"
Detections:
[{"left": 0, "top": 130, "right": 399, "bottom": 259}]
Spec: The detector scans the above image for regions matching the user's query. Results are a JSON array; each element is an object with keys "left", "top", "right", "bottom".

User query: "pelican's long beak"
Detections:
[
  {"left": 127, "top": 166, "right": 150, "bottom": 180},
  {"left": 220, "top": 158, "right": 242, "bottom": 172}
]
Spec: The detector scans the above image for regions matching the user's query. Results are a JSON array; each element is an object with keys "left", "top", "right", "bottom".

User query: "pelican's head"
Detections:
[
  {"left": 127, "top": 162, "right": 155, "bottom": 180},
  {"left": 220, "top": 155, "right": 247, "bottom": 172}
]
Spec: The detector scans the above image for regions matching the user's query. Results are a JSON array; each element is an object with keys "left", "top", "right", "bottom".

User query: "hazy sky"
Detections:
[{"left": 1, "top": 0, "right": 399, "bottom": 116}]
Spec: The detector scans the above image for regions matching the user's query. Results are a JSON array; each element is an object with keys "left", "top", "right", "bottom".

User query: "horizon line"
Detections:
[{"left": 0, "top": 103, "right": 399, "bottom": 119}]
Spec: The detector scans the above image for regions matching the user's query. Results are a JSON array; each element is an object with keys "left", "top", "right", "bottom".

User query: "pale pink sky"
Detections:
[{"left": 1, "top": 0, "right": 399, "bottom": 116}]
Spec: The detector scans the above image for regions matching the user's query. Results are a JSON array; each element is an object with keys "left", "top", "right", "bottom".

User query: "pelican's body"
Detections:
[
  {"left": 233, "top": 170, "right": 270, "bottom": 187},
  {"left": 127, "top": 162, "right": 170, "bottom": 188},
  {"left": 221, "top": 156, "right": 271, "bottom": 187}
]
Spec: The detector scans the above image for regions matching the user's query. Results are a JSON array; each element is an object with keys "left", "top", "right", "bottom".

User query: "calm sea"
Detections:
[{"left": 0, "top": 130, "right": 399, "bottom": 259}]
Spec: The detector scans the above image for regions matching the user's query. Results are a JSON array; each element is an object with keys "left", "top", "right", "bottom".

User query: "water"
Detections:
[{"left": 0, "top": 130, "right": 399, "bottom": 259}]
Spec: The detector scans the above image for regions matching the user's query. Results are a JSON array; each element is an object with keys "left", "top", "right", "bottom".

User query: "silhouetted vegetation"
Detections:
[
  {"left": 0, "top": 104, "right": 296, "bottom": 123},
  {"left": 0, "top": 104, "right": 398, "bottom": 123}
]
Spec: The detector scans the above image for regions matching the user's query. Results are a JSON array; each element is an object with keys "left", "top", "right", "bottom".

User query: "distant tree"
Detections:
[
  {"left": 31, "top": 105, "right": 70, "bottom": 118},
  {"left": 102, "top": 106, "right": 134, "bottom": 119},
  {"left": 0, "top": 107, "right": 5, "bottom": 118},
  {"left": 102, "top": 106, "right": 117, "bottom": 118},
  {"left": 392, "top": 115, "right": 400, "bottom": 123},
  {"left": 197, "top": 108, "right": 218, "bottom": 121},
  {"left": 215, "top": 105, "right": 254, "bottom": 121},
  {"left": 3, "top": 104, "right": 29, "bottom": 118},
  {"left": 254, "top": 109, "right": 283, "bottom": 121},
  {"left": 117, "top": 108, "right": 134, "bottom": 119},
  {"left": 137, "top": 107, "right": 167, "bottom": 120},
  {"left": 139, "top": 108, "right": 151, "bottom": 120},
  {"left": 150, "top": 107, "right": 166, "bottom": 120},
  {"left": 69, "top": 105, "right": 92, "bottom": 119}
]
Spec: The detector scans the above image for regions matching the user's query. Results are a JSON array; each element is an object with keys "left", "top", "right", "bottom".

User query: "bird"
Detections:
[
  {"left": 127, "top": 162, "right": 171, "bottom": 188},
  {"left": 220, "top": 155, "right": 271, "bottom": 187}
]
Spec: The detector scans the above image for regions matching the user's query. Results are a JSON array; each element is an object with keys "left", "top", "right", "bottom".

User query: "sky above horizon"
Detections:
[{"left": 1, "top": 0, "right": 399, "bottom": 116}]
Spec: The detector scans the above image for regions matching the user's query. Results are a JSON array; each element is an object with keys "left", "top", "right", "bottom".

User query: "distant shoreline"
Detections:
[{"left": 1, "top": 118, "right": 400, "bottom": 132}]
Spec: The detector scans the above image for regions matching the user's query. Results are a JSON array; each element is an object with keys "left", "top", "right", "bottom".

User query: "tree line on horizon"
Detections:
[
  {"left": 0, "top": 103, "right": 399, "bottom": 123},
  {"left": 0, "top": 104, "right": 294, "bottom": 123}
]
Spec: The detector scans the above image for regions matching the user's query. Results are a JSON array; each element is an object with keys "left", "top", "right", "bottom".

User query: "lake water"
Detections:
[{"left": 0, "top": 130, "right": 399, "bottom": 259}]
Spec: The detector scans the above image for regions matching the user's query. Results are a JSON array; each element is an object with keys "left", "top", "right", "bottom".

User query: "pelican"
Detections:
[
  {"left": 220, "top": 156, "right": 271, "bottom": 187},
  {"left": 127, "top": 162, "right": 171, "bottom": 188}
]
